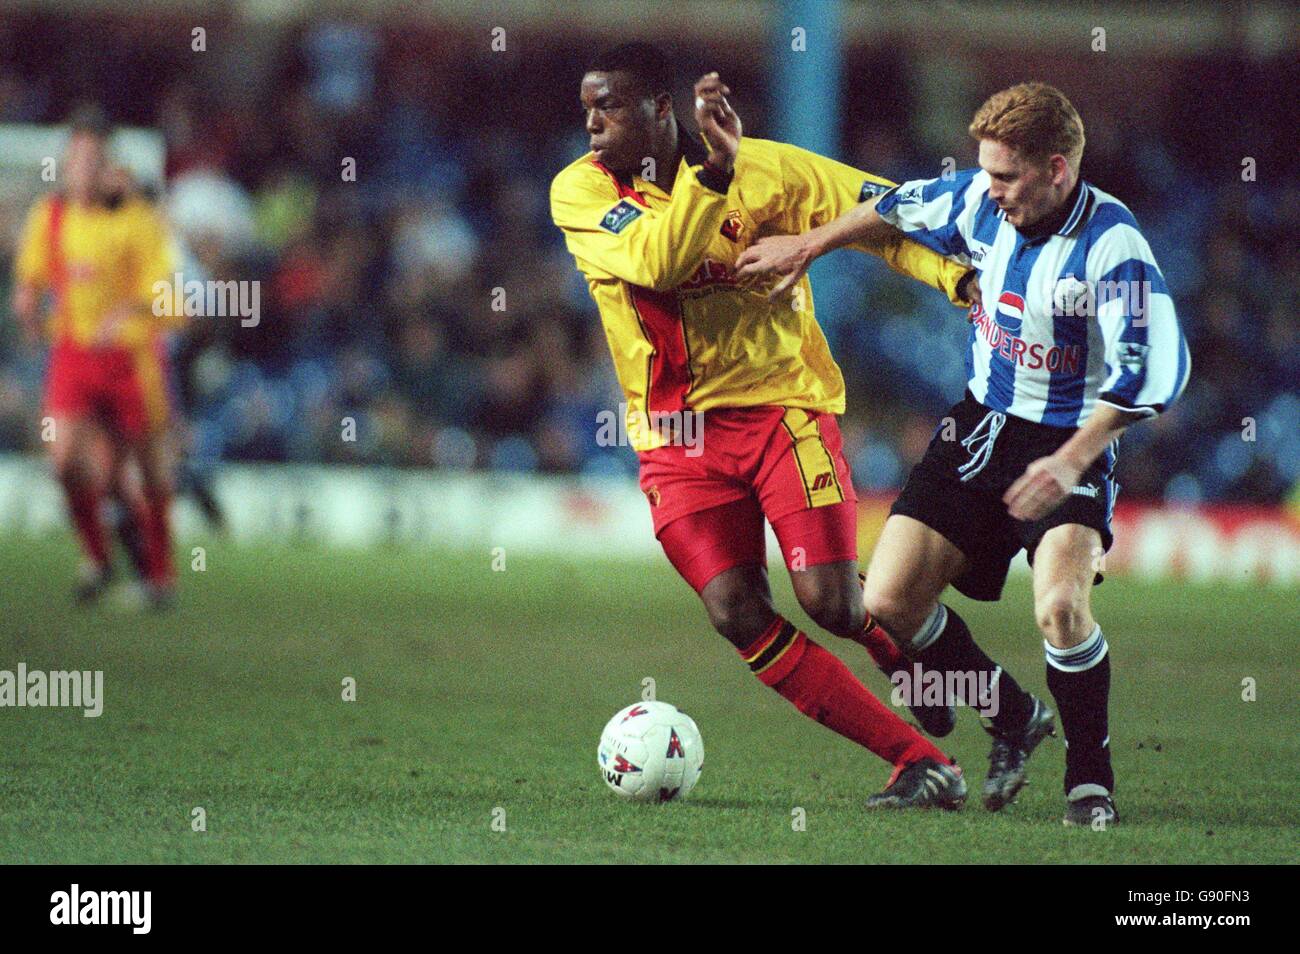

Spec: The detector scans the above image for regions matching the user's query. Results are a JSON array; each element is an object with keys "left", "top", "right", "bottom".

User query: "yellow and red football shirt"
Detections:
[
  {"left": 14, "top": 193, "right": 182, "bottom": 351},
  {"left": 550, "top": 134, "right": 971, "bottom": 451}
]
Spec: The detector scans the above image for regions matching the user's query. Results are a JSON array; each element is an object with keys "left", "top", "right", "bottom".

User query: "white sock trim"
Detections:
[
  {"left": 909, "top": 603, "right": 948, "bottom": 654},
  {"left": 1045, "top": 624, "right": 1107, "bottom": 672},
  {"left": 1067, "top": 783, "right": 1111, "bottom": 802}
]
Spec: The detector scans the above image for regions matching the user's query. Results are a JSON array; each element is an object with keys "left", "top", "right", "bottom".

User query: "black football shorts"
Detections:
[{"left": 889, "top": 391, "right": 1117, "bottom": 601}]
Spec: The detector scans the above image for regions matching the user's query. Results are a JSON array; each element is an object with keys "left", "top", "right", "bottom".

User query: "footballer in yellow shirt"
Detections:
[
  {"left": 11, "top": 106, "right": 183, "bottom": 604},
  {"left": 551, "top": 43, "right": 974, "bottom": 806}
]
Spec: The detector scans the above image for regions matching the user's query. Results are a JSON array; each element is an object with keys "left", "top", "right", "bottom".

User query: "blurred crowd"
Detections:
[{"left": 0, "top": 14, "right": 1295, "bottom": 503}]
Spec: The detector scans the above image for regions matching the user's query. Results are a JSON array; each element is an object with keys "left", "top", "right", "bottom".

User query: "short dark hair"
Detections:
[
  {"left": 67, "top": 102, "right": 111, "bottom": 138},
  {"left": 587, "top": 42, "right": 673, "bottom": 99}
]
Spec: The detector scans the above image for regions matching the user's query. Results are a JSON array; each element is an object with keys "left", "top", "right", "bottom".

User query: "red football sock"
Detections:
[
  {"left": 144, "top": 491, "right": 175, "bottom": 584},
  {"left": 738, "top": 617, "right": 949, "bottom": 769},
  {"left": 63, "top": 478, "right": 108, "bottom": 568},
  {"left": 853, "top": 617, "right": 904, "bottom": 672},
  {"left": 853, "top": 570, "right": 903, "bottom": 670}
]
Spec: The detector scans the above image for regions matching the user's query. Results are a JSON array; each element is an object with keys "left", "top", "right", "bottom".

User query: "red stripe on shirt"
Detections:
[
  {"left": 591, "top": 160, "right": 693, "bottom": 414},
  {"left": 629, "top": 284, "right": 691, "bottom": 415}
]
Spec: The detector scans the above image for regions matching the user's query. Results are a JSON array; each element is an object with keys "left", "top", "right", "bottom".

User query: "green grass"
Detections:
[{"left": 0, "top": 532, "right": 1295, "bottom": 864}]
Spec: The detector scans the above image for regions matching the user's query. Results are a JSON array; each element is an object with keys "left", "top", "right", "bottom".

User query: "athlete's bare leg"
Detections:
[
  {"left": 1032, "top": 523, "right": 1101, "bottom": 651},
  {"left": 699, "top": 564, "right": 776, "bottom": 649},
  {"left": 862, "top": 515, "right": 966, "bottom": 643},
  {"left": 787, "top": 559, "right": 865, "bottom": 638}
]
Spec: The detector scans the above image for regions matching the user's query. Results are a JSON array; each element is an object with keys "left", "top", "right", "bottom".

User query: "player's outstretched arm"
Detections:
[
  {"left": 736, "top": 193, "right": 978, "bottom": 307},
  {"left": 734, "top": 197, "right": 887, "bottom": 298}
]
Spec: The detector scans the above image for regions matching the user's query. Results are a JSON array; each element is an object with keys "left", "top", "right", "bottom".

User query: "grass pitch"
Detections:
[{"left": 0, "top": 532, "right": 1295, "bottom": 864}]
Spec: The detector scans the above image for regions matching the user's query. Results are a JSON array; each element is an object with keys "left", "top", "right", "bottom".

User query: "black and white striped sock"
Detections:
[
  {"left": 910, "top": 602, "right": 1034, "bottom": 733},
  {"left": 1045, "top": 624, "right": 1114, "bottom": 795}
]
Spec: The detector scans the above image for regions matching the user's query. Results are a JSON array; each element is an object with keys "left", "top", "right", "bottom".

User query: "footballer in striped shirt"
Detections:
[{"left": 738, "top": 82, "right": 1190, "bottom": 827}]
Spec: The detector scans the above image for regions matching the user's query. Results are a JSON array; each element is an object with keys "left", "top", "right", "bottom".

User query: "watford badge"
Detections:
[{"left": 720, "top": 210, "right": 743, "bottom": 242}]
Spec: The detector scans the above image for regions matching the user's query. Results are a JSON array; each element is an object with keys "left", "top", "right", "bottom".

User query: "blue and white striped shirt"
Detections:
[{"left": 876, "top": 168, "right": 1191, "bottom": 427}]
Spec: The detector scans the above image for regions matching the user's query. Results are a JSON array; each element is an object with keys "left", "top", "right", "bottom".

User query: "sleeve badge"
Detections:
[{"left": 600, "top": 200, "right": 643, "bottom": 234}]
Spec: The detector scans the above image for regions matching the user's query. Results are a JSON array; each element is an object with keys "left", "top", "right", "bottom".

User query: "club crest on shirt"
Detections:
[
  {"left": 720, "top": 210, "right": 744, "bottom": 242},
  {"left": 600, "top": 199, "right": 642, "bottom": 234},
  {"left": 1116, "top": 341, "right": 1150, "bottom": 373},
  {"left": 1053, "top": 275, "right": 1094, "bottom": 317}
]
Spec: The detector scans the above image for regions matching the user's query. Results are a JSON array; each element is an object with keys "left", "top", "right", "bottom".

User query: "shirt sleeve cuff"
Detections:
[
  {"left": 954, "top": 269, "right": 978, "bottom": 305},
  {"left": 873, "top": 185, "right": 902, "bottom": 222},
  {"left": 1097, "top": 394, "right": 1160, "bottom": 419},
  {"left": 695, "top": 163, "right": 734, "bottom": 195}
]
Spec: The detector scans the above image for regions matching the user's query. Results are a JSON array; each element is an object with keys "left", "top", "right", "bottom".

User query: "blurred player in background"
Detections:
[
  {"left": 551, "top": 43, "right": 983, "bottom": 808},
  {"left": 10, "top": 106, "right": 184, "bottom": 609},
  {"left": 737, "top": 83, "right": 1191, "bottom": 826}
]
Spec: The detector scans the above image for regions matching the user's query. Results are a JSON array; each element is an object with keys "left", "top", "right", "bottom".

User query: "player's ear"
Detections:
[{"left": 1048, "top": 153, "right": 1070, "bottom": 186}]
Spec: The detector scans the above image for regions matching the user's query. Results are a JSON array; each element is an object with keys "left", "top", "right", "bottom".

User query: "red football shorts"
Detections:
[
  {"left": 638, "top": 406, "right": 858, "bottom": 592},
  {"left": 44, "top": 340, "right": 171, "bottom": 443}
]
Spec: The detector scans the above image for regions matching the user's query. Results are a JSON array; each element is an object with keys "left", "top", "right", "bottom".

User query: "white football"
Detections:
[{"left": 597, "top": 701, "right": 704, "bottom": 802}]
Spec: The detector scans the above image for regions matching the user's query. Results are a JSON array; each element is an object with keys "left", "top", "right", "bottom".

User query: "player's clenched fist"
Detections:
[{"left": 694, "top": 72, "right": 741, "bottom": 171}]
